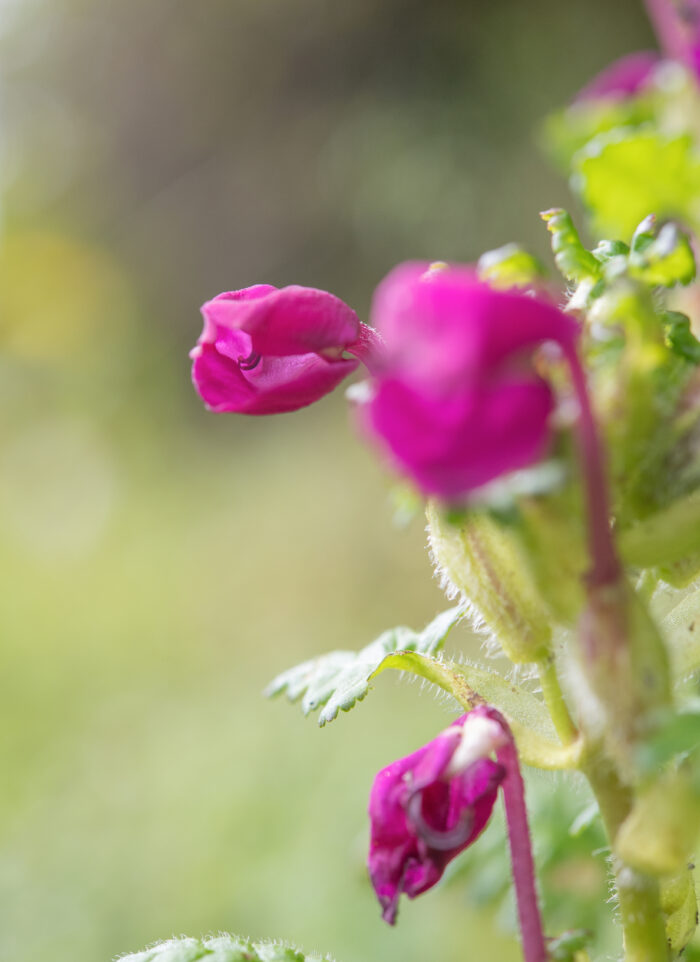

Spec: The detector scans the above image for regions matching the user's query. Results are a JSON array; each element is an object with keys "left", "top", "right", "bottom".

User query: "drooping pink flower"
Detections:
[
  {"left": 191, "top": 285, "right": 370, "bottom": 415},
  {"left": 574, "top": 50, "right": 660, "bottom": 102},
  {"left": 360, "top": 263, "right": 577, "bottom": 499},
  {"left": 368, "top": 708, "right": 507, "bottom": 925}
]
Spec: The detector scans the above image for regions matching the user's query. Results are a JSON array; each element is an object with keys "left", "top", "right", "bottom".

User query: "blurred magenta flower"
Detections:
[
  {"left": 191, "top": 284, "right": 369, "bottom": 414},
  {"left": 368, "top": 707, "right": 506, "bottom": 924},
  {"left": 361, "top": 263, "right": 577, "bottom": 499},
  {"left": 645, "top": 0, "right": 700, "bottom": 77},
  {"left": 574, "top": 50, "right": 659, "bottom": 101}
]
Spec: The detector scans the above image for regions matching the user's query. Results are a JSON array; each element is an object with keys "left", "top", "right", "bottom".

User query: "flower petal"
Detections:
[
  {"left": 364, "top": 377, "right": 554, "bottom": 498},
  {"left": 367, "top": 710, "right": 506, "bottom": 925},
  {"left": 202, "top": 285, "right": 361, "bottom": 357},
  {"left": 192, "top": 340, "right": 358, "bottom": 415}
]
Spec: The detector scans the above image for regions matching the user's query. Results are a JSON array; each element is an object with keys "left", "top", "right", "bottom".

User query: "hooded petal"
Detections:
[
  {"left": 201, "top": 285, "right": 361, "bottom": 357},
  {"left": 367, "top": 711, "right": 506, "bottom": 924}
]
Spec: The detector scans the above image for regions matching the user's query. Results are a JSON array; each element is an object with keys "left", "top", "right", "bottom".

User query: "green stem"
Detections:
[
  {"left": 584, "top": 758, "right": 669, "bottom": 962},
  {"left": 536, "top": 656, "right": 576, "bottom": 745}
]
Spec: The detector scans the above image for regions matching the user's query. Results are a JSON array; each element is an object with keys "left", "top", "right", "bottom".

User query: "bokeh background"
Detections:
[{"left": 0, "top": 1, "right": 657, "bottom": 960}]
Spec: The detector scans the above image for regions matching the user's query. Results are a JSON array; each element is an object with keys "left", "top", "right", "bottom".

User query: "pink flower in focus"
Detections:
[
  {"left": 574, "top": 50, "right": 660, "bottom": 102},
  {"left": 191, "top": 285, "right": 367, "bottom": 415},
  {"left": 361, "top": 263, "right": 577, "bottom": 499},
  {"left": 368, "top": 708, "right": 507, "bottom": 924}
]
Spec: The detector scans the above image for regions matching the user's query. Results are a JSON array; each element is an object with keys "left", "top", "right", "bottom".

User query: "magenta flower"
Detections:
[
  {"left": 645, "top": 0, "right": 700, "bottom": 77},
  {"left": 191, "top": 284, "right": 369, "bottom": 415},
  {"left": 360, "top": 263, "right": 577, "bottom": 499},
  {"left": 574, "top": 50, "right": 659, "bottom": 102},
  {"left": 368, "top": 707, "right": 506, "bottom": 924}
]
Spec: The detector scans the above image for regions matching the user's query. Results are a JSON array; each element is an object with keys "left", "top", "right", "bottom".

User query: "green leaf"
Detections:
[
  {"left": 374, "top": 652, "right": 582, "bottom": 770},
  {"left": 117, "top": 936, "right": 336, "bottom": 962},
  {"left": 653, "top": 581, "right": 700, "bottom": 678},
  {"left": 619, "top": 489, "right": 700, "bottom": 568},
  {"left": 476, "top": 242, "right": 546, "bottom": 288},
  {"left": 661, "top": 871, "right": 698, "bottom": 959},
  {"left": 542, "top": 95, "right": 656, "bottom": 173},
  {"left": 265, "top": 607, "right": 463, "bottom": 726},
  {"left": 663, "top": 310, "right": 700, "bottom": 363},
  {"left": 636, "top": 708, "right": 700, "bottom": 773},
  {"left": 267, "top": 608, "right": 580, "bottom": 768},
  {"left": 573, "top": 129, "right": 700, "bottom": 240},
  {"left": 628, "top": 221, "right": 696, "bottom": 287}
]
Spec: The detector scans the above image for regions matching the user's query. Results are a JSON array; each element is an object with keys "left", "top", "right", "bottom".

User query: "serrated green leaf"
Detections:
[
  {"left": 573, "top": 130, "right": 700, "bottom": 240},
  {"left": 117, "top": 937, "right": 336, "bottom": 962},
  {"left": 265, "top": 607, "right": 462, "bottom": 726},
  {"left": 374, "top": 652, "right": 582, "bottom": 770}
]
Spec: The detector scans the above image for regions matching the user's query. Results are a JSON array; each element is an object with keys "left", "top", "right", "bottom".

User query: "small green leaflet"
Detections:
[
  {"left": 265, "top": 607, "right": 463, "bottom": 726},
  {"left": 117, "top": 936, "right": 336, "bottom": 962}
]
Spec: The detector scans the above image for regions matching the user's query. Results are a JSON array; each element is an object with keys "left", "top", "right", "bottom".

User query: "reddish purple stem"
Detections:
[
  {"left": 488, "top": 709, "right": 548, "bottom": 962},
  {"left": 563, "top": 343, "right": 621, "bottom": 587}
]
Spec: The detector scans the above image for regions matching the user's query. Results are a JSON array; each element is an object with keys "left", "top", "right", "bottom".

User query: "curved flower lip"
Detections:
[
  {"left": 574, "top": 50, "right": 660, "bottom": 102},
  {"left": 368, "top": 708, "right": 506, "bottom": 925},
  {"left": 191, "top": 284, "right": 368, "bottom": 415},
  {"left": 199, "top": 284, "right": 362, "bottom": 357}
]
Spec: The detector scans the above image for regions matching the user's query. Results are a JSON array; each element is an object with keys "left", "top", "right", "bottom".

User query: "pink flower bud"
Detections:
[
  {"left": 360, "top": 263, "right": 577, "bottom": 499},
  {"left": 191, "top": 285, "right": 364, "bottom": 415},
  {"left": 367, "top": 708, "right": 507, "bottom": 925}
]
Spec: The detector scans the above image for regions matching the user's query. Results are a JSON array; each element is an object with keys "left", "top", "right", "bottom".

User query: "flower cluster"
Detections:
[{"left": 192, "top": 266, "right": 576, "bottom": 500}]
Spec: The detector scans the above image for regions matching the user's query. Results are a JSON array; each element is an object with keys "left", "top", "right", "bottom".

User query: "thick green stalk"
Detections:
[{"left": 585, "top": 759, "right": 669, "bottom": 962}]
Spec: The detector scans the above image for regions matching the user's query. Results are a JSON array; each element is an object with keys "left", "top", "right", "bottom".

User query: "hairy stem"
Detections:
[
  {"left": 537, "top": 655, "right": 577, "bottom": 745},
  {"left": 585, "top": 759, "right": 669, "bottom": 962},
  {"left": 492, "top": 712, "right": 548, "bottom": 962}
]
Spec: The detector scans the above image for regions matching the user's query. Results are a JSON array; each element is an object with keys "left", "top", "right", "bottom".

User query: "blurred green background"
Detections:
[{"left": 0, "top": 1, "right": 656, "bottom": 960}]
